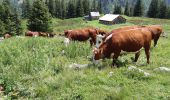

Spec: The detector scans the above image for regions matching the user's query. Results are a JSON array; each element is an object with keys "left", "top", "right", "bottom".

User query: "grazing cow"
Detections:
[
  {"left": 4, "top": 34, "right": 11, "bottom": 39},
  {"left": 145, "top": 25, "right": 163, "bottom": 47},
  {"left": 64, "top": 28, "right": 107, "bottom": 46},
  {"left": 39, "top": 32, "right": 55, "bottom": 37},
  {"left": 99, "top": 25, "right": 162, "bottom": 47},
  {"left": 102, "top": 26, "right": 145, "bottom": 41},
  {"left": 93, "top": 27, "right": 162, "bottom": 66},
  {"left": 25, "top": 31, "right": 39, "bottom": 37}
]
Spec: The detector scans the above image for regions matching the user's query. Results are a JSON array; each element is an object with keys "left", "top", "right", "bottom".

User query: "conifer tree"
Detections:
[
  {"left": 98, "top": 0, "right": 102, "bottom": 13},
  {"left": 13, "top": 10, "right": 23, "bottom": 35},
  {"left": 22, "top": 0, "right": 32, "bottom": 18},
  {"left": 47, "top": 0, "right": 56, "bottom": 17},
  {"left": 60, "top": 0, "right": 66, "bottom": 19},
  {"left": 67, "top": 0, "right": 76, "bottom": 18},
  {"left": 28, "top": 0, "right": 52, "bottom": 32},
  {"left": 0, "top": 5, "right": 5, "bottom": 36},
  {"left": 158, "top": 0, "right": 167, "bottom": 18},
  {"left": 147, "top": 0, "right": 159, "bottom": 18},
  {"left": 113, "top": 5, "right": 121, "bottom": 14},
  {"left": 92, "top": 0, "right": 97, "bottom": 11},
  {"left": 55, "top": 0, "right": 60, "bottom": 18},
  {"left": 166, "top": 7, "right": 170, "bottom": 19},
  {"left": 76, "top": 0, "right": 84, "bottom": 17},
  {"left": 124, "top": 1, "right": 130, "bottom": 16},
  {"left": 133, "top": 0, "right": 144, "bottom": 16},
  {"left": 83, "top": 0, "right": 90, "bottom": 15}
]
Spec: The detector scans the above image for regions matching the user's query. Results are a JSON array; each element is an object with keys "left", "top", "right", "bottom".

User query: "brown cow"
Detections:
[
  {"left": 93, "top": 27, "right": 162, "bottom": 66},
  {"left": 64, "top": 28, "right": 107, "bottom": 46},
  {"left": 25, "top": 31, "right": 39, "bottom": 37},
  {"left": 101, "top": 25, "right": 162, "bottom": 47},
  {"left": 4, "top": 34, "right": 11, "bottom": 39},
  {"left": 102, "top": 26, "right": 145, "bottom": 41}
]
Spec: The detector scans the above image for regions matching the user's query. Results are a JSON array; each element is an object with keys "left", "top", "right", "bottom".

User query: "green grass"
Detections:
[{"left": 0, "top": 16, "right": 170, "bottom": 99}]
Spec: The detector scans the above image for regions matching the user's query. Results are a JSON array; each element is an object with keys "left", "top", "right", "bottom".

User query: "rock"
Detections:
[
  {"left": 108, "top": 71, "right": 114, "bottom": 77},
  {"left": 128, "top": 66, "right": 151, "bottom": 77},
  {"left": 69, "top": 63, "right": 89, "bottom": 69},
  {"left": 128, "top": 66, "right": 137, "bottom": 70},
  {"left": 154, "top": 67, "right": 170, "bottom": 72}
]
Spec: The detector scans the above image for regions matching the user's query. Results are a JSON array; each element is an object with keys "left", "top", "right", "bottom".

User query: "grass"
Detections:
[{"left": 0, "top": 16, "right": 170, "bottom": 99}]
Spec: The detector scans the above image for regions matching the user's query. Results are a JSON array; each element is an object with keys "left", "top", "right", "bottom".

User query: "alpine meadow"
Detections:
[{"left": 0, "top": 0, "right": 170, "bottom": 99}]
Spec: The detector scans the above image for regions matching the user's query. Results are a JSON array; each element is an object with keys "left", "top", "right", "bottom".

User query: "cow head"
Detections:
[
  {"left": 96, "top": 28, "right": 108, "bottom": 36},
  {"left": 64, "top": 30, "right": 70, "bottom": 38},
  {"left": 93, "top": 47, "right": 104, "bottom": 60},
  {"left": 147, "top": 25, "right": 163, "bottom": 47}
]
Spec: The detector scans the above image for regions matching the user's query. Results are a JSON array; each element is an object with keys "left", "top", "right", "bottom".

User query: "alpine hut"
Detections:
[{"left": 99, "top": 14, "right": 126, "bottom": 25}]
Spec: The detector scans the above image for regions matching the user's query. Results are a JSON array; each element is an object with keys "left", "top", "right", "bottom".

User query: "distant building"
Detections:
[
  {"left": 84, "top": 12, "right": 100, "bottom": 21},
  {"left": 99, "top": 14, "right": 126, "bottom": 25}
]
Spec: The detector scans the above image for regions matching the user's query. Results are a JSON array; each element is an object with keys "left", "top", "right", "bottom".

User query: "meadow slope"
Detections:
[{"left": 0, "top": 16, "right": 170, "bottom": 99}]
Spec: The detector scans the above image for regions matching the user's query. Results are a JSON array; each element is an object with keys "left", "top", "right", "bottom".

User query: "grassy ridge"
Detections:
[{"left": 0, "top": 16, "right": 170, "bottom": 99}]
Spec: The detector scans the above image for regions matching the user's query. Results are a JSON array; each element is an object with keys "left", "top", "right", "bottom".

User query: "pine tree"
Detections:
[
  {"left": 83, "top": 0, "right": 90, "bottom": 15},
  {"left": 0, "top": 19, "right": 5, "bottom": 36},
  {"left": 124, "top": 1, "right": 130, "bottom": 16},
  {"left": 0, "top": 5, "right": 5, "bottom": 36},
  {"left": 92, "top": 0, "right": 97, "bottom": 11},
  {"left": 76, "top": 0, "right": 84, "bottom": 17},
  {"left": 133, "top": 0, "right": 143, "bottom": 16},
  {"left": 47, "top": 0, "right": 56, "bottom": 17},
  {"left": 67, "top": 0, "right": 76, "bottom": 18},
  {"left": 147, "top": 0, "right": 159, "bottom": 18},
  {"left": 13, "top": 10, "right": 23, "bottom": 35},
  {"left": 113, "top": 5, "right": 121, "bottom": 14},
  {"left": 21, "top": 0, "right": 32, "bottom": 18},
  {"left": 158, "top": 0, "right": 167, "bottom": 18},
  {"left": 97, "top": 0, "right": 102, "bottom": 13},
  {"left": 55, "top": 0, "right": 60, "bottom": 18},
  {"left": 166, "top": 7, "right": 170, "bottom": 19},
  {"left": 60, "top": 0, "right": 66, "bottom": 19},
  {"left": 28, "top": 0, "right": 52, "bottom": 32}
]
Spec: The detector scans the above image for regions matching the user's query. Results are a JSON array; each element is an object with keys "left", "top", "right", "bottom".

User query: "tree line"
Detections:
[
  {"left": 115, "top": 0, "right": 170, "bottom": 19},
  {"left": 22, "top": 0, "right": 102, "bottom": 19},
  {"left": 0, "top": 0, "right": 170, "bottom": 36},
  {"left": 0, "top": 0, "right": 23, "bottom": 36}
]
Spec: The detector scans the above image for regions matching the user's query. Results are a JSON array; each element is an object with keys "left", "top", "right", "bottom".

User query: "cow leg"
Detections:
[
  {"left": 134, "top": 51, "right": 141, "bottom": 62},
  {"left": 90, "top": 39, "right": 93, "bottom": 47},
  {"left": 112, "top": 51, "right": 120, "bottom": 67},
  {"left": 144, "top": 48, "right": 150, "bottom": 64}
]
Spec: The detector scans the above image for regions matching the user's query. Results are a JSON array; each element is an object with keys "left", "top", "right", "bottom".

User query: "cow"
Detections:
[
  {"left": 93, "top": 27, "right": 163, "bottom": 67},
  {"left": 4, "top": 33, "right": 11, "bottom": 39},
  {"left": 25, "top": 31, "right": 39, "bottom": 37},
  {"left": 102, "top": 26, "right": 145, "bottom": 41},
  {"left": 64, "top": 28, "right": 107, "bottom": 46},
  {"left": 99, "top": 25, "right": 162, "bottom": 47}
]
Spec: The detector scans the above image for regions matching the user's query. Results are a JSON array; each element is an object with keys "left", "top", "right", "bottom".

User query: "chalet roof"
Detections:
[
  {"left": 99, "top": 14, "right": 124, "bottom": 22},
  {"left": 90, "top": 12, "right": 100, "bottom": 17}
]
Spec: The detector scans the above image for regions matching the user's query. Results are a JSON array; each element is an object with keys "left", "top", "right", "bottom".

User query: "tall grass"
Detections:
[{"left": 0, "top": 16, "right": 170, "bottom": 99}]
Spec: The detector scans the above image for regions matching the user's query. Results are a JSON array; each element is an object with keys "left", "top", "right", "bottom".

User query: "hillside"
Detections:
[
  {"left": 0, "top": 16, "right": 170, "bottom": 99},
  {"left": 6, "top": 0, "right": 170, "bottom": 14}
]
